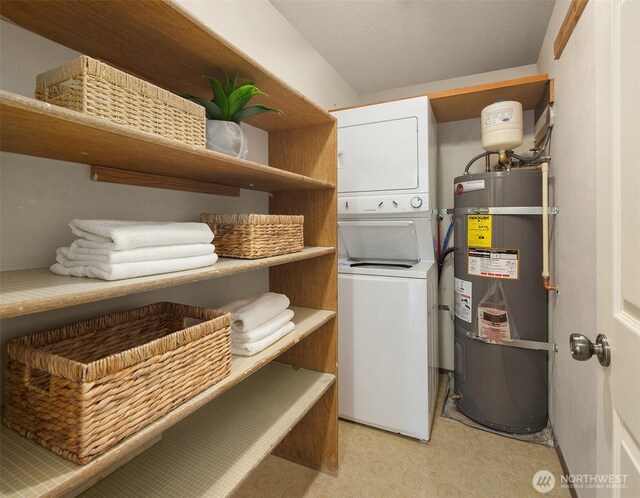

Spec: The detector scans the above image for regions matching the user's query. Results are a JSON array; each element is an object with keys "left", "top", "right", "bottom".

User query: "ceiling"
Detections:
[{"left": 270, "top": 0, "right": 555, "bottom": 95}]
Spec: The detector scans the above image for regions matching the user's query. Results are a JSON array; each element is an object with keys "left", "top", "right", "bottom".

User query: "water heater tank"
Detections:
[
  {"left": 481, "top": 100, "right": 523, "bottom": 152},
  {"left": 453, "top": 170, "right": 548, "bottom": 433}
]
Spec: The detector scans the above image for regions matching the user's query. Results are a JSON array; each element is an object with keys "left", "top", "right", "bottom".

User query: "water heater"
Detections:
[{"left": 453, "top": 170, "right": 548, "bottom": 433}]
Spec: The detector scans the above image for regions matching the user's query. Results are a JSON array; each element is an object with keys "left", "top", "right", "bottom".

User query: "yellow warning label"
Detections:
[{"left": 468, "top": 215, "right": 492, "bottom": 248}]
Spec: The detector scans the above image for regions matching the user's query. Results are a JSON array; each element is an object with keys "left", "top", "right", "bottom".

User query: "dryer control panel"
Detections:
[{"left": 338, "top": 194, "right": 431, "bottom": 217}]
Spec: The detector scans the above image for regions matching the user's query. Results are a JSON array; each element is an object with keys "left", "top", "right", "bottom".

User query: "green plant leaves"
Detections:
[
  {"left": 227, "top": 85, "right": 266, "bottom": 120},
  {"left": 177, "top": 93, "right": 222, "bottom": 120},
  {"left": 202, "top": 76, "right": 230, "bottom": 119},
  {"left": 232, "top": 104, "right": 281, "bottom": 123},
  {"left": 179, "top": 70, "right": 282, "bottom": 122}
]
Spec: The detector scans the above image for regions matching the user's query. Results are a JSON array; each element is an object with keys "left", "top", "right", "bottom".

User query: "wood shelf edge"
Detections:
[
  {"left": 427, "top": 73, "right": 549, "bottom": 101},
  {"left": 0, "top": 247, "right": 336, "bottom": 319}
]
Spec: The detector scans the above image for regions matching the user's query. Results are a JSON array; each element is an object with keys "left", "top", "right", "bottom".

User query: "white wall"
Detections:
[
  {"left": 0, "top": 2, "right": 359, "bottom": 403},
  {"left": 537, "top": 1, "right": 599, "bottom": 495},
  {"left": 360, "top": 64, "right": 540, "bottom": 370},
  {"left": 177, "top": 0, "right": 359, "bottom": 110}
]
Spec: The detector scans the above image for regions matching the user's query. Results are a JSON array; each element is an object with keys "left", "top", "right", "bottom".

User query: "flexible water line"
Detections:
[{"left": 442, "top": 221, "right": 454, "bottom": 255}]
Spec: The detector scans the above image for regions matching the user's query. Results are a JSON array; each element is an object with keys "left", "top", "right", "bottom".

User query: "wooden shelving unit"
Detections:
[
  {"left": 0, "top": 308, "right": 336, "bottom": 498},
  {"left": 0, "top": 0, "right": 339, "bottom": 494},
  {"left": 0, "top": 247, "right": 334, "bottom": 319}
]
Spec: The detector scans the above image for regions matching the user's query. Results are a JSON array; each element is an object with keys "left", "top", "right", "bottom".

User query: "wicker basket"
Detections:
[
  {"left": 3, "top": 302, "right": 231, "bottom": 464},
  {"left": 201, "top": 213, "right": 304, "bottom": 259},
  {"left": 36, "top": 55, "right": 206, "bottom": 147}
]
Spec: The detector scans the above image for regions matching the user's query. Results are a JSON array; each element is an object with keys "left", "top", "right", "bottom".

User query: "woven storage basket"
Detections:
[
  {"left": 3, "top": 302, "right": 231, "bottom": 465},
  {"left": 201, "top": 213, "right": 304, "bottom": 259},
  {"left": 36, "top": 55, "right": 206, "bottom": 147}
]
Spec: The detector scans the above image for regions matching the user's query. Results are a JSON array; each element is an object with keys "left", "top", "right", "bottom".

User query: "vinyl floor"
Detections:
[{"left": 231, "top": 375, "right": 571, "bottom": 498}]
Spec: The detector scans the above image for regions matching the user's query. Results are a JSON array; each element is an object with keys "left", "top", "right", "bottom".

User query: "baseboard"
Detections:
[{"left": 555, "top": 442, "right": 578, "bottom": 498}]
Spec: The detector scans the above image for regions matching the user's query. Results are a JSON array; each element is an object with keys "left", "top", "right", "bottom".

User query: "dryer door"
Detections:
[{"left": 338, "top": 117, "right": 418, "bottom": 194}]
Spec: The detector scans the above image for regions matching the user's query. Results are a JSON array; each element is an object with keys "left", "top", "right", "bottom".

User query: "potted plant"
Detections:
[{"left": 180, "top": 70, "right": 281, "bottom": 159}]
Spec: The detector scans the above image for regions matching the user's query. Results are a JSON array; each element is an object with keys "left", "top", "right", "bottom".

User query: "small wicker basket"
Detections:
[
  {"left": 3, "top": 302, "right": 231, "bottom": 464},
  {"left": 201, "top": 213, "right": 304, "bottom": 259},
  {"left": 36, "top": 55, "right": 206, "bottom": 147}
]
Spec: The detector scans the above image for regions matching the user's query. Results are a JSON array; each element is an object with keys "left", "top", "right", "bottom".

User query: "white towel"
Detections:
[
  {"left": 231, "top": 309, "right": 295, "bottom": 344},
  {"left": 231, "top": 321, "right": 296, "bottom": 356},
  {"left": 220, "top": 292, "right": 291, "bottom": 332},
  {"left": 58, "top": 243, "right": 214, "bottom": 264},
  {"left": 50, "top": 253, "right": 218, "bottom": 281},
  {"left": 69, "top": 220, "right": 214, "bottom": 250}
]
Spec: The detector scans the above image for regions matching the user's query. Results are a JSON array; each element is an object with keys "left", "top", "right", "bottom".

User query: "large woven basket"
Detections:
[
  {"left": 36, "top": 55, "right": 206, "bottom": 147},
  {"left": 201, "top": 213, "right": 304, "bottom": 259},
  {"left": 3, "top": 302, "right": 231, "bottom": 464}
]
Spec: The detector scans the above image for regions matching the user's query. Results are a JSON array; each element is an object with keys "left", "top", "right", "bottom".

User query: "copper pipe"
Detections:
[{"left": 543, "top": 276, "right": 557, "bottom": 292}]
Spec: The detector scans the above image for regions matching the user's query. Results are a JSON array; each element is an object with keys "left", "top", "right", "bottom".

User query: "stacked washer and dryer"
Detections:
[{"left": 331, "top": 97, "right": 439, "bottom": 441}]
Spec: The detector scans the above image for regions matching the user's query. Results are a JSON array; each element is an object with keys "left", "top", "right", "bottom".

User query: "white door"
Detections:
[{"left": 596, "top": 0, "right": 640, "bottom": 495}]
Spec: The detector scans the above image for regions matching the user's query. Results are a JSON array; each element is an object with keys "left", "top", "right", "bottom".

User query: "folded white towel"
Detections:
[
  {"left": 232, "top": 309, "right": 295, "bottom": 344},
  {"left": 58, "top": 243, "right": 214, "bottom": 264},
  {"left": 231, "top": 321, "right": 296, "bottom": 356},
  {"left": 69, "top": 220, "right": 214, "bottom": 250},
  {"left": 50, "top": 253, "right": 218, "bottom": 281},
  {"left": 220, "top": 292, "right": 291, "bottom": 332}
]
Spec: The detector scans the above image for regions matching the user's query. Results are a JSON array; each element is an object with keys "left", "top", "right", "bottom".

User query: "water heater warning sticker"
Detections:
[
  {"left": 454, "top": 278, "right": 472, "bottom": 323},
  {"left": 467, "top": 215, "right": 492, "bottom": 248},
  {"left": 468, "top": 248, "right": 519, "bottom": 280}
]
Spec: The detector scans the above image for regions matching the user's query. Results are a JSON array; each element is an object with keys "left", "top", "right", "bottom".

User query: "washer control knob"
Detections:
[{"left": 410, "top": 196, "right": 423, "bottom": 208}]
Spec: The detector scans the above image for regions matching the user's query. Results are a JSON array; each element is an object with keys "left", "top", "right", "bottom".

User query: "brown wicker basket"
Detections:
[
  {"left": 3, "top": 302, "right": 231, "bottom": 465},
  {"left": 36, "top": 55, "right": 206, "bottom": 147},
  {"left": 201, "top": 213, "right": 304, "bottom": 259}
]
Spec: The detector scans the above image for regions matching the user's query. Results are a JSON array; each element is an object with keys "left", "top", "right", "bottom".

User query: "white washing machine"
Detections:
[
  {"left": 337, "top": 216, "right": 438, "bottom": 441},
  {"left": 332, "top": 96, "right": 439, "bottom": 441}
]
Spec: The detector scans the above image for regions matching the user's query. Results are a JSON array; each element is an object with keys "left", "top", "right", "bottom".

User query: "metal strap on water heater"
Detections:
[
  {"left": 452, "top": 206, "right": 559, "bottom": 216},
  {"left": 459, "top": 328, "right": 557, "bottom": 352}
]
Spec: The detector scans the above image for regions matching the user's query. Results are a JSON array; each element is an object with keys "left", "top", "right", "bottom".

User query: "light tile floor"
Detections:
[{"left": 232, "top": 375, "right": 571, "bottom": 498}]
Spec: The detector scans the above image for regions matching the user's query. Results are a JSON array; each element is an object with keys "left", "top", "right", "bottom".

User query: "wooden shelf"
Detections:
[
  {"left": 0, "top": 308, "right": 336, "bottom": 498},
  {"left": 1, "top": 0, "right": 340, "bottom": 483},
  {"left": 83, "top": 363, "right": 335, "bottom": 498},
  {"left": 0, "top": 0, "right": 334, "bottom": 132},
  {"left": 0, "top": 247, "right": 335, "bottom": 319},
  {"left": 428, "top": 74, "right": 551, "bottom": 122},
  {"left": 0, "top": 92, "right": 335, "bottom": 193}
]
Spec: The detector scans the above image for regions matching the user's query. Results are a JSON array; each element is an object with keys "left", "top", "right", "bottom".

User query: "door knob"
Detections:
[{"left": 569, "top": 333, "right": 611, "bottom": 367}]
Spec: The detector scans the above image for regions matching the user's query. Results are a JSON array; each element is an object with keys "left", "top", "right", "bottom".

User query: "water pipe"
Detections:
[
  {"left": 442, "top": 221, "right": 454, "bottom": 255},
  {"left": 541, "top": 162, "right": 557, "bottom": 291}
]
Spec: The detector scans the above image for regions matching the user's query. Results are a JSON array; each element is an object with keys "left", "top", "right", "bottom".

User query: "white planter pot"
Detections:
[{"left": 205, "top": 120, "right": 249, "bottom": 159}]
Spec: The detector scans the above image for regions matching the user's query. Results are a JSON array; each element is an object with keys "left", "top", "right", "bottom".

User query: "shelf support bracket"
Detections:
[{"left": 91, "top": 165, "right": 240, "bottom": 197}]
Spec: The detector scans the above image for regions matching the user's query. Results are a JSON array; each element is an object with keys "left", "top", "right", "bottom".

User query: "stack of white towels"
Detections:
[
  {"left": 50, "top": 219, "right": 217, "bottom": 281},
  {"left": 220, "top": 292, "right": 295, "bottom": 356}
]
